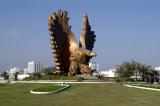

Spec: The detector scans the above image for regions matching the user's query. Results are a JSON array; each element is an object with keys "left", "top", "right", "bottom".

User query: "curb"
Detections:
[
  {"left": 123, "top": 84, "right": 160, "bottom": 91},
  {"left": 11, "top": 81, "right": 114, "bottom": 84},
  {"left": 30, "top": 83, "right": 70, "bottom": 94}
]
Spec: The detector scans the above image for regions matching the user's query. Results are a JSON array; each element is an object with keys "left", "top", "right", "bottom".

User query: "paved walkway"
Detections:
[
  {"left": 123, "top": 84, "right": 160, "bottom": 92},
  {"left": 0, "top": 80, "right": 8, "bottom": 83},
  {"left": 11, "top": 80, "right": 114, "bottom": 84}
]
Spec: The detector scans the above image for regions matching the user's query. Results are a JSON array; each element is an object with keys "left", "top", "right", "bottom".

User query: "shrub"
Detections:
[
  {"left": 115, "top": 77, "right": 133, "bottom": 82},
  {"left": 23, "top": 75, "right": 83, "bottom": 81}
]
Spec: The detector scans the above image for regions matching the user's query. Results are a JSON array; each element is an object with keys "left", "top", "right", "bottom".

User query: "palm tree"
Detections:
[
  {"left": 149, "top": 69, "right": 159, "bottom": 83},
  {"left": 116, "top": 60, "right": 154, "bottom": 82},
  {"left": 0, "top": 71, "right": 9, "bottom": 80},
  {"left": 145, "top": 69, "right": 158, "bottom": 84},
  {"left": 132, "top": 61, "right": 140, "bottom": 82},
  {"left": 116, "top": 61, "right": 134, "bottom": 78},
  {"left": 138, "top": 64, "right": 151, "bottom": 82}
]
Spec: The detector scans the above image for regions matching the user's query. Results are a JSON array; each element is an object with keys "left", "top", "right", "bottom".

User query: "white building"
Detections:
[
  {"left": 155, "top": 66, "right": 160, "bottom": 71},
  {"left": 100, "top": 69, "right": 117, "bottom": 77},
  {"left": 23, "top": 68, "right": 28, "bottom": 74},
  {"left": 7, "top": 67, "right": 23, "bottom": 75},
  {"left": 27, "top": 61, "right": 43, "bottom": 74},
  {"left": 89, "top": 62, "right": 101, "bottom": 76},
  {"left": 89, "top": 62, "right": 100, "bottom": 72},
  {"left": 0, "top": 76, "right": 4, "bottom": 80},
  {"left": 17, "top": 74, "right": 29, "bottom": 80},
  {"left": 7, "top": 67, "right": 23, "bottom": 81}
]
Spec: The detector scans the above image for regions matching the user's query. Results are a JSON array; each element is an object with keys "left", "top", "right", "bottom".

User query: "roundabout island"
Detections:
[{"left": 30, "top": 83, "right": 70, "bottom": 94}]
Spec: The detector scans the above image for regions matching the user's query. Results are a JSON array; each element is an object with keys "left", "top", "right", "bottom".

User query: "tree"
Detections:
[
  {"left": 15, "top": 72, "right": 19, "bottom": 81},
  {"left": 131, "top": 60, "right": 140, "bottom": 82},
  {"left": 116, "top": 60, "right": 139, "bottom": 78},
  {"left": 148, "top": 69, "right": 159, "bottom": 84},
  {"left": 116, "top": 62, "right": 132, "bottom": 78},
  {"left": 0, "top": 71, "right": 9, "bottom": 80},
  {"left": 116, "top": 60, "right": 156, "bottom": 82},
  {"left": 138, "top": 64, "right": 151, "bottom": 82},
  {"left": 40, "top": 67, "right": 56, "bottom": 76}
]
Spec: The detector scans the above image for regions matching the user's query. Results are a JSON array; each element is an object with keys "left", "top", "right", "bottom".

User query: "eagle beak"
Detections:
[
  {"left": 90, "top": 52, "right": 96, "bottom": 57},
  {"left": 94, "top": 53, "right": 97, "bottom": 57}
]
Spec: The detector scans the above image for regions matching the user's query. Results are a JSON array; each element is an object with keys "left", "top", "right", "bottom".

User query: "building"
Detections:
[
  {"left": 7, "top": 67, "right": 23, "bottom": 81},
  {"left": 155, "top": 66, "right": 160, "bottom": 71},
  {"left": 17, "top": 74, "right": 29, "bottom": 80},
  {"left": 89, "top": 62, "right": 100, "bottom": 72},
  {"left": 23, "top": 68, "right": 29, "bottom": 74},
  {"left": 0, "top": 76, "right": 4, "bottom": 80},
  {"left": 7, "top": 67, "right": 23, "bottom": 75},
  {"left": 89, "top": 62, "right": 101, "bottom": 76},
  {"left": 155, "top": 66, "right": 160, "bottom": 81},
  {"left": 27, "top": 61, "right": 43, "bottom": 74},
  {"left": 99, "top": 69, "right": 117, "bottom": 77}
]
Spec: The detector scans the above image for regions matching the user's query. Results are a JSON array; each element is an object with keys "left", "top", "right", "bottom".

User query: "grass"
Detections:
[
  {"left": 0, "top": 83, "right": 160, "bottom": 106},
  {"left": 32, "top": 85, "right": 63, "bottom": 92}
]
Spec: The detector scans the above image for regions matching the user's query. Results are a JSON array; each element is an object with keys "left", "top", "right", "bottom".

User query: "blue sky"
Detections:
[{"left": 0, "top": 0, "right": 160, "bottom": 71}]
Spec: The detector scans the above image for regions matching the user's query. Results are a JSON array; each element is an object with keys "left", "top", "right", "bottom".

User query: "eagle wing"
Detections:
[
  {"left": 48, "top": 10, "right": 78, "bottom": 74},
  {"left": 79, "top": 15, "right": 96, "bottom": 63},
  {"left": 79, "top": 15, "right": 96, "bottom": 51}
]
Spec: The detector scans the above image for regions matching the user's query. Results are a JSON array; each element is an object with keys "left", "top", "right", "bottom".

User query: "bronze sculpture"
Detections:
[{"left": 48, "top": 10, "right": 96, "bottom": 76}]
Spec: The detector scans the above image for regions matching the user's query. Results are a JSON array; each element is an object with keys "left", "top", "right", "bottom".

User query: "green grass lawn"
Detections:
[
  {"left": 32, "top": 85, "right": 63, "bottom": 92},
  {"left": 0, "top": 83, "right": 160, "bottom": 106}
]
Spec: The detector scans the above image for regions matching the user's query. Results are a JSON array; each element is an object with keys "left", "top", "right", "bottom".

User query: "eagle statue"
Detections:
[{"left": 48, "top": 10, "right": 96, "bottom": 76}]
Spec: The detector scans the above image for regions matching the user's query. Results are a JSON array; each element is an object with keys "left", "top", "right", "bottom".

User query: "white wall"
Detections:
[
  {"left": 89, "top": 62, "right": 100, "bottom": 72},
  {"left": 100, "top": 69, "right": 117, "bottom": 77},
  {"left": 155, "top": 66, "right": 160, "bottom": 71},
  {"left": 17, "top": 74, "right": 29, "bottom": 80}
]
